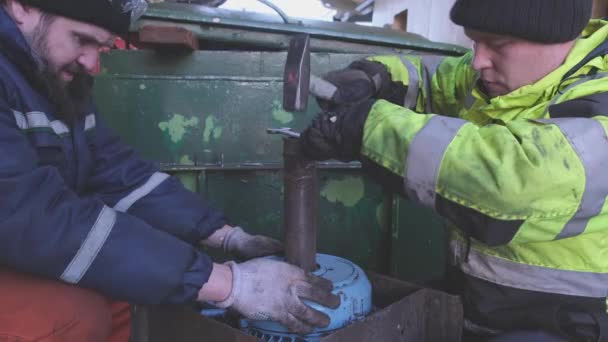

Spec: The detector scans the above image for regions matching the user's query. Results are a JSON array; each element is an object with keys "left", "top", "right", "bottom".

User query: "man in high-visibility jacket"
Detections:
[{"left": 301, "top": 0, "right": 608, "bottom": 341}]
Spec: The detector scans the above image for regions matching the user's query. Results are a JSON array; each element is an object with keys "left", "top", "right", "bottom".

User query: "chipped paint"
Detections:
[
  {"left": 203, "top": 115, "right": 223, "bottom": 143},
  {"left": 272, "top": 100, "right": 294, "bottom": 124},
  {"left": 158, "top": 114, "right": 199, "bottom": 143},
  {"left": 213, "top": 126, "right": 223, "bottom": 139},
  {"left": 179, "top": 155, "right": 195, "bottom": 165},
  {"left": 139, "top": 84, "right": 147, "bottom": 90},
  {"left": 176, "top": 173, "right": 197, "bottom": 192},
  {"left": 321, "top": 177, "right": 364, "bottom": 207}
]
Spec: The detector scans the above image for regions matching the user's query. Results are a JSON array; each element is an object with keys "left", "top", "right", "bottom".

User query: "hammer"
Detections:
[{"left": 282, "top": 34, "right": 338, "bottom": 112}]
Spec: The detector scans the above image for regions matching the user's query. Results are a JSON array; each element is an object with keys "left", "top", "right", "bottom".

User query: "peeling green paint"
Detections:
[
  {"left": 158, "top": 114, "right": 199, "bottom": 143},
  {"left": 213, "top": 126, "right": 223, "bottom": 139},
  {"left": 176, "top": 173, "right": 197, "bottom": 192},
  {"left": 139, "top": 84, "right": 147, "bottom": 90},
  {"left": 203, "top": 115, "right": 223, "bottom": 143},
  {"left": 271, "top": 100, "right": 293, "bottom": 124},
  {"left": 321, "top": 177, "right": 365, "bottom": 207},
  {"left": 179, "top": 155, "right": 195, "bottom": 165}
]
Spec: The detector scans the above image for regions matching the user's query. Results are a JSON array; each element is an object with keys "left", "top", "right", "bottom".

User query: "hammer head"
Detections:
[{"left": 283, "top": 34, "right": 310, "bottom": 112}]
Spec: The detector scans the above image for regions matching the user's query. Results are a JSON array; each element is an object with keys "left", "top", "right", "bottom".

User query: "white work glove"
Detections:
[
  {"left": 222, "top": 226, "right": 283, "bottom": 260},
  {"left": 215, "top": 258, "right": 340, "bottom": 334}
]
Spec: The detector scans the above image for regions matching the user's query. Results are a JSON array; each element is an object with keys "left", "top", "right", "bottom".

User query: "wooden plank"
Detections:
[{"left": 138, "top": 24, "right": 199, "bottom": 50}]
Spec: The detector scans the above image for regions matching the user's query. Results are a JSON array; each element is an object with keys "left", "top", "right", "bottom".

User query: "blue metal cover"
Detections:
[{"left": 239, "top": 254, "right": 372, "bottom": 341}]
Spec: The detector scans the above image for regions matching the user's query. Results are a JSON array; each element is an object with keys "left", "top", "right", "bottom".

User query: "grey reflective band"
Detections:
[
  {"left": 405, "top": 115, "right": 466, "bottom": 207},
  {"left": 13, "top": 110, "right": 70, "bottom": 135},
  {"left": 310, "top": 75, "right": 338, "bottom": 101},
  {"left": 420, "top": 56, "right": 445, "bottom": 113},
  {"left": 549, "top": 72, "right": 608, "bottom": 109},
  {"left": 422, "top": 66, "right": 433, "bottom": 113},
  {"left": 61, "top": 206, "right": 117, "bottom": 284},
  {"left": 421, "top": 56, "right": 445, "bottom": 80},
  {"left": 450, "top": 240, "right": 608, "bottom": 298},
  {"left": 371, "top": 73, "right": 383, "bottom": 93},
  {"left": 545, "top": 118, "right": 608, "bottom": 239},
  {"left": 464, "top": 92, "right": 476, "bottom": 108},
  {"left": 464, "top": 75, "right": 481, "bottom": 109},
  {"left": 13, "top": 110, "right": 26, "bottom": 128},
  {"left": 400, "top": 57, "right": 420, "bottom": 110},
  {"left": 84, "top": 114, "right": 96, "bottom": 131},
  {"left": 114, "top": 172, "right": 170, "bottom": 213}
]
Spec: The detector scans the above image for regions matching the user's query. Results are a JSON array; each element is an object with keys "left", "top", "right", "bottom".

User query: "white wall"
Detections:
[{"left": 372, "top": 0, "right": 472, "bottom": 48}]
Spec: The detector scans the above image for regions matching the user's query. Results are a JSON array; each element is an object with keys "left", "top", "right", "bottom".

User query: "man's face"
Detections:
[
  {"left": 464, "top": 29, "right": 575, "bottom": 98},
  {"left": 20, "top": 8, "right": 113, "bottom": 120}
]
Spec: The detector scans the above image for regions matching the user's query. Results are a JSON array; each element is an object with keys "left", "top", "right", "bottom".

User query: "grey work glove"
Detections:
[
  {"left": 312, "top": 59, "right": 391, "bottom": 111},
  {"left": 215, "top": 258, "right": 341, "bottom": 335},
  {"left": 222, "top": 227, "right": 283, "bottom": 260}
]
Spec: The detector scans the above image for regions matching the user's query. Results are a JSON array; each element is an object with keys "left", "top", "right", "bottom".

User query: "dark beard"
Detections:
[
  {"left": 25, "top": 15, "right": 94, "bottom": 123},
  {"left": 39, "top": 67, "right": 94, "bottom": 123}
]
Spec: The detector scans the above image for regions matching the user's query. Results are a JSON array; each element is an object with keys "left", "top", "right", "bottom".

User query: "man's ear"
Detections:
[{"left": 4, "top": 0, "right": 41, "bottom": 31}]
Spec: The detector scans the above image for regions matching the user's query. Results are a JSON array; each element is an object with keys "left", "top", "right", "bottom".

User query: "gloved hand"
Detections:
[
  {"left": 300, "top": 99, "right": 376, "bottom": 162},
  {"left": 215, "top": 258, "right": 341, "bottom": 334},
  {"left": 312, "top": 60, "right": 390, "bottom": 111},
  {"left": 222, "top": 226, "right": 283, "bottom": 260}
]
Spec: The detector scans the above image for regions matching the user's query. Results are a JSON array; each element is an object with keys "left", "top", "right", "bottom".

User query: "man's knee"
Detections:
[{"left": 0, "top": 269, "right": 112, "bottom": 341}]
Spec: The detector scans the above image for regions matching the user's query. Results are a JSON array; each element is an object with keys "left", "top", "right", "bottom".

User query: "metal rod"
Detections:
[
  {"left": 266, "top": 127, "right": 301, "bottom": 138},
  {"left": 283, "top": 137, "right": 318, "bottom": 272},
  {"left": 161, "top": 161, "right": 361, "bottom": 172}
]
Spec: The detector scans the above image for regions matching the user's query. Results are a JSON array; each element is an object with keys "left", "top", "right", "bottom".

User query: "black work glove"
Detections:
[
  {"left": 300, "top": 99, "right": 376, "bottom": 162},
  {"left": 313, "top": 60, "right": 391, "bottom": 111}
]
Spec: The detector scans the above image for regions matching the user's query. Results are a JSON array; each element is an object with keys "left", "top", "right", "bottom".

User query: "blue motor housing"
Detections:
[{"left": 239, "top": 253, "right": 372, "bottom": 341}]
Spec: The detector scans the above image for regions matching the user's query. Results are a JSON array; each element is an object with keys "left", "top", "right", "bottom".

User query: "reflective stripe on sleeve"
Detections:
[
  {"left": 400, "top": 57, "right": 420, "bottom": 110},
  {"left": 114, "top": 172, "right": 171, "bottom": 213},
  {"left": 61, "top": 206, "right": 117, "bottom": 284},
  {"left": 545, "top": 118, "right": 608, "bottom": 239},
  {"left": 404, "top": 115, "right": 466, "bottom": 207}
]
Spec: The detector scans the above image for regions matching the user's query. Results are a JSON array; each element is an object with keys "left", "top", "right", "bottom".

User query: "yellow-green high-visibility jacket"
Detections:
[{"left": 361, "top": 19, "right": 608, "bottom": 335}]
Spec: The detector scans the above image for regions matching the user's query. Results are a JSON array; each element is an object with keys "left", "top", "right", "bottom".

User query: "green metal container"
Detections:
[{"left": 94, "top": 2, "right": 467, "bottom": 281}]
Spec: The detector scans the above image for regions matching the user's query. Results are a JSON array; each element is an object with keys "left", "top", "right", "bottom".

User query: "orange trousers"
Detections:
[{"left": 0, "top": 268, "right": 130, "bottom": 342}]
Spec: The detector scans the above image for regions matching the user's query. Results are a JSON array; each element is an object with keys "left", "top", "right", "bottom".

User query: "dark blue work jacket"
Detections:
[{"left": 0, "top": 8, "right": 226, "bottom": 304}]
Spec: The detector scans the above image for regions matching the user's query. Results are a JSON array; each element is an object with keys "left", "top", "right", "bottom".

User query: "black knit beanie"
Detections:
[
  {"left": 21, "top": 0, "right": 148, "bottom": 34},
  {"left": 450, "top": 0, "right": 593, "bottom": 43}
]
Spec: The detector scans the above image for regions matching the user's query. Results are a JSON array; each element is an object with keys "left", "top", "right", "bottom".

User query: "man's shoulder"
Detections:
[{"left": 0, "top": 50, "right": 51, "bottom": 117}]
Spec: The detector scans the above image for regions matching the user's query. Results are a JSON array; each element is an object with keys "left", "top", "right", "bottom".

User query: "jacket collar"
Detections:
[{"left": 468, "top": 19, "right": 608, "bottom": 123}]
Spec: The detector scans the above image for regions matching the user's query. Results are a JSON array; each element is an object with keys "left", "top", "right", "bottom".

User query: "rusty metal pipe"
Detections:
[{"left": 283, "top": 137, "right": 318, "bottom": 272}]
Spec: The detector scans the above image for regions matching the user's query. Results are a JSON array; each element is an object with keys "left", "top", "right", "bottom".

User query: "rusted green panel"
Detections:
[
  {"left": 96, "top": 50, "right": 371, "bottom": 164},
  {"left": 95, "top": 50, "right": 394, "bottom": 271},
  {"left": 139, "top": 3, "right": 468, "bottom": 56},
  {"left": 94, "top": 4, "right": 462, "bottom": 280},
  {"left": 392, "top": 199, "right": 447, "bottom": 281},
  {"left": 202, "top": 170, "right": 390, "bottom": 272}
]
